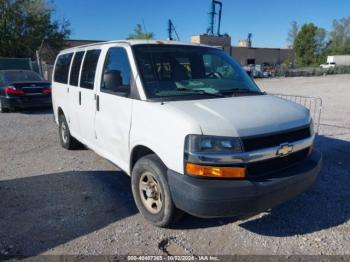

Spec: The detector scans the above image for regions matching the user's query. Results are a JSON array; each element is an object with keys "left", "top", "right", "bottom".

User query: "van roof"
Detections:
[{"left": 59, "top": 39, "right": 215, "bottom": 53}]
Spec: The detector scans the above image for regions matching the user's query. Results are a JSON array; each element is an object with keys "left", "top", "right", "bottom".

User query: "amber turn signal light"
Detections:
[{"left": 185, "top": 163, "right": 246, "bottom": 178}]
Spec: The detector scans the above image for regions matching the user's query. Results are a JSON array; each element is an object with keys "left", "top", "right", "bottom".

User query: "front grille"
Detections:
[
  {"left": 241, "top": 126, "right": 311, "bottom": 152},
  {"left": 246, "top": 148, "right": 310, "bottom": 178}
]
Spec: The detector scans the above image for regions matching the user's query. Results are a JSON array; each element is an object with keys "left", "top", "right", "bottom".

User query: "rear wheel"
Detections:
[
  {"left": 131, "top": 154, "right": 182, "bottom": 227},
  {"left": 58, "top": 114, "right": 80, "bottom": 149},
  {"left": 0, "top": 99, "right": 9, "bottom": 113}
]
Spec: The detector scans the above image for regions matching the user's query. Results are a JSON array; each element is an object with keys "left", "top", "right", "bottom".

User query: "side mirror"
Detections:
[{"left": 102, "top": 70, "right": 130, "bottom": 96}]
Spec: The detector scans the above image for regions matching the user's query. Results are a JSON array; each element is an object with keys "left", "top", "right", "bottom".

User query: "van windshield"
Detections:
[{"left": 132, "top": 44, "right": 261, "bottom": 100}]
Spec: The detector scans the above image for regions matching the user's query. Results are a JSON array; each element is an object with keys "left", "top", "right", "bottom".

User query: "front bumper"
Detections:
[
  {"left": 1, "top": 96, "right": 52, "bottom": 109},
  {"left": 167, "top": 150, "right": 322, "bottom": 218}
]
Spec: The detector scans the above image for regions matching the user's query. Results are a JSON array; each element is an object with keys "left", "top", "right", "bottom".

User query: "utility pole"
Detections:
[
  {"left": 36, "top": 50, "right": 43, "bottom": 76},
  {"left": 206, "top": 0, "right": 223, "bottom": 36},
  {"left": 167, "top": 19, "right": 180, "bottom": 41}
]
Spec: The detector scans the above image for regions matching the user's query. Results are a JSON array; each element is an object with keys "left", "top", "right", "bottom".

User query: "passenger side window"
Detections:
[
  {"left": 69, "top": 51, "right": 85, "bottom": 86},
  {"left": 80, "top": 49, "right": 101, "bottom": 89},
  {"left": 54, "top": 53, "right": 73, "bottom": 84},
  {"left": 101, "top": 47, "right": 131, "bottom": 94}
]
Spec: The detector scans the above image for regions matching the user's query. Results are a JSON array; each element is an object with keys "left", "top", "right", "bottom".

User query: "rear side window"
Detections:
[
  {"left": 69, "top": 51, "right": 85, "bottom": 86},
  {"left": 80, "top": 49, "right": 101, "bottom": 89},
  {"left": 54, "top": 53, "right": 73, "bottom": 84}
]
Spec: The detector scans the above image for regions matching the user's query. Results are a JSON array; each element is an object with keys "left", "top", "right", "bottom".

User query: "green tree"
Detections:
[
  {"left": 0, "top": 0, "right": 70, "bottom": 58},
  {"left": 328, "top": 17, "right": 350, "bottom": 54},
  {"left": 314, "top": 28, "right": 329, "bottom": 54},
  {"left": 294, "top": 23, "right": 327, "bottom": 66},
  {"left": 314, "top": 27, "right": 330, "bottom": 64},
  {"left": 127, "top": 24, "right": 154, "bottom": 40},
  {"left": 286, "top": 21, "right": 299, "bottom": 48}
]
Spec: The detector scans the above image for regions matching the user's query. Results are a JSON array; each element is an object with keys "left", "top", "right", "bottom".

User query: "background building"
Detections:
[
  {"left": 38, "top": 39, "right": 104, "bottom": 80},
  {"left": 191, "top": 35, "right": 294, "bottom": 66},
  {"left": 39, "top": 39, "right": 104, "bottom": 65}
]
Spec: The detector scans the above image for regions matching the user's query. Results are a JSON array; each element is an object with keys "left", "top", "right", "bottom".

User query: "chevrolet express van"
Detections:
[{"left": 52, "top": 40, "right": 322, "bottom": 227}]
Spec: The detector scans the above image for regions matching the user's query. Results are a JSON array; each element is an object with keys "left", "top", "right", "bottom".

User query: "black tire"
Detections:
[
  {"left": 0, "top": 99, "right": 9, "bottom": 113},
  {"left": 58, "top": 114, "right": 80, "bottom": 149},
  {"left": 131, "top": 154, "right": 181, "bottom": 227}
]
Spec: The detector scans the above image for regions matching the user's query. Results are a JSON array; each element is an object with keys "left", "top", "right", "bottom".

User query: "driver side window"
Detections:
[
  {"left": 101, "top": 47, "right": 131, "bottom": 94},
  {"left": 203, "top": 54, "right": 238, "bottom": 79}
]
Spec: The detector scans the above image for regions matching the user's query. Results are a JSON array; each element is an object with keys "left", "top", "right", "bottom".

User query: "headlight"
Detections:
[
  {"left": 185, "top": 135, "right": 243, "bottom": 154},
  {"left": 184, "top": 135, "right": 246, "bottom": 179}
]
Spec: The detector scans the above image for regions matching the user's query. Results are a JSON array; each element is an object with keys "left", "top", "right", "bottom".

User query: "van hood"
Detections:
[{"left": 164, "top": 95, "right": 310, "bottom": 137}]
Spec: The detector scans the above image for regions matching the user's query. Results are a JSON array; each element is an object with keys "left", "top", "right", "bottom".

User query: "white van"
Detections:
[{"left": 52, "top": 40, "right": 322, "bottom": 227}]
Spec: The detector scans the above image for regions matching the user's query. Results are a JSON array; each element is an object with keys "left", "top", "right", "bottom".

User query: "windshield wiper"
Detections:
[
  {"left": 176, "top": 88, "right": 224, "bottom": 97},
  {"left": 225, "top": 89, "right": 264, "bottom": 95}
]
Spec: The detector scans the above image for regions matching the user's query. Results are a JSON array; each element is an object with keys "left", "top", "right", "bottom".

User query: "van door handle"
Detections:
[
  {"left": 79, "top": 91, "right": 81, "bottom": 105},
  {"left": 96, "top": 95, "right": 100, "bottom": 111}
]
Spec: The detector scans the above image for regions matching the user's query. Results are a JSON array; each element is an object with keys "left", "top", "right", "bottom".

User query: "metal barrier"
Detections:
[
  {"left": 41, "top": 64, "right": 54, "bottom": 81},
  {"left": 270, "top": 93, "right": 323, "bottom": 133}
]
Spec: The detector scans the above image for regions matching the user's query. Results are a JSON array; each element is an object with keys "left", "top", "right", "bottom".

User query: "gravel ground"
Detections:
[{"left": 0, "top": 74, "right": 349, "bottom": 258}]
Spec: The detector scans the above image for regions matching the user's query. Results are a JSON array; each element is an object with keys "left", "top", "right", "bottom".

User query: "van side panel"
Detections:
[
  {"left": 94, "top": 45, "right": 134, "bottom": 173},
  {"left": 129, "top": 100, "right": 202, "bottom": 175},
  {"left": 52, "top": 55, "right": 60, "bottom": 123},
  {"left": 52, "top": 52, "right": 74, "bottom": 123},
  {"left": 66, "top": 51, "right": 85, "bottom": 136},
  {"left": 76, "top": 49, "right": 102, "bottom": 146}
]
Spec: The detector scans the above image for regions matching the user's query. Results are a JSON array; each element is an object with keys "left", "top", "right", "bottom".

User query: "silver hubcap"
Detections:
[
  {"left": 139, "top": 172, "right": 162, "bottom": 214},
  {"left": 61, "top": 121, "right": 68, "bottom": 143}
]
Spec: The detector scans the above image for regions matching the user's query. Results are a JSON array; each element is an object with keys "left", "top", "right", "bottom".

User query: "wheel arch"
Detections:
[
  {"left": 53, "top": 106, "right": 64, "bottom": 124},
  {"left": 130, "top": 145, "right": 161, "bottom": 175},
  {"left": 57, "top": 106, "right": 65, "bottom": 117}
]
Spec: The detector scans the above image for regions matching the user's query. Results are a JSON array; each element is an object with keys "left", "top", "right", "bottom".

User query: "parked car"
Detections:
[
  {"left": 242, "top": 65, "right": 253, "bottom": 78},
  {"left": 252, "top": 64, "right": 264, "bottom": 78},
  {"left": 262, "top": 71, "right": 270, "bottom": 78},
  {"left": 0, "top": 70, "right": 51, "bottom": 112},
  {"left": 52, "top": 40, "right": 322, "bottom": 227},
  {"left": 320, "top": 62, "right": 336, "bottom": 69}
]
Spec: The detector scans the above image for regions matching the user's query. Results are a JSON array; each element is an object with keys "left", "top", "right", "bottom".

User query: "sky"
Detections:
[{"left": 53, "top": 0, "right": 350, "bottom": 48}]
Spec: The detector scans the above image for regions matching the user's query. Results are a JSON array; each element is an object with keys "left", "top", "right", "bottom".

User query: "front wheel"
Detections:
[{"left": 131, "top": 154, "right": 181, "bottom": 227}]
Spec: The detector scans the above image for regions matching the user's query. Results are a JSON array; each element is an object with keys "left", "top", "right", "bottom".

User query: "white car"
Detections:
[
  {"left": 320, "top": 62, "right": 336, "bottom": 69},
  {"left": 52, "top": 40, "right": 322, "bottom": 227}
]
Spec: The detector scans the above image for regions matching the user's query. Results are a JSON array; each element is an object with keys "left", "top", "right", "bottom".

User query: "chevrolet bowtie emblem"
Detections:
[{"left": 276, "top": 143, "right": 293, "bottom": 157}]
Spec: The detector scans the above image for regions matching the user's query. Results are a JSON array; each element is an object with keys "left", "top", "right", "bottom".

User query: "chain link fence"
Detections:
[
  {"left": 41, "top": 64, "right": 53, "bottom": 81},
  {"left": 0, "top": 57, "right": 54, "bottom": 80}
]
